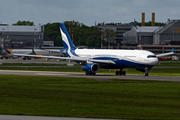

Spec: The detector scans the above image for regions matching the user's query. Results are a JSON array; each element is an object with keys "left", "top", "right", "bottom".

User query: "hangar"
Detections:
[
  {"left": 123, "top": 19, "right": 180, "bottom": 55},
  {"left": 123, "top": 19, "right": 180, "bottom": 45},
  {"left": 0, "top": 24, "right": 45, "bottom": 49},
  {"left": 123, "top": 26, "right": 160, "bottom": 45}
]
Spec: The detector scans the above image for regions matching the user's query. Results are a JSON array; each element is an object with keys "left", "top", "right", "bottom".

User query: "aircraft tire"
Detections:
[
  {"left": 89, "top": 73, "right": 92, "bottom": 75},
  {"left": 122, "top": 71, "right": 126, "bottom": 76},
  {"left": 116, "top": 71, "right": 119, "bottom": 75},
  {"left": 85, "top": 71, "right": 89, "bottom": 75},
  {"left": 144, "top": 72, "right": 148, "bottom": 76}
]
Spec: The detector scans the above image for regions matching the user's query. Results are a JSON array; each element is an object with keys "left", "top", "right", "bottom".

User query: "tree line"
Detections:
[{"left": 44, "top": 21, "right": 102, "bottom": 48}]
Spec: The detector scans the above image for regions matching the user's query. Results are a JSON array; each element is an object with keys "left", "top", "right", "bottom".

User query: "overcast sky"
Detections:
[{"left": 1, "top": 0, "right": 180, "bottom": 26}]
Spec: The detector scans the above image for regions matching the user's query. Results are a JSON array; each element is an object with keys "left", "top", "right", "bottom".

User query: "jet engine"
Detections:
[{"left": 83, "top": 63, "right": 100, "bottom": 74}]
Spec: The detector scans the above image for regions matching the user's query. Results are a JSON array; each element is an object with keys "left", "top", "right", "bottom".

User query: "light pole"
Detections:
[
  {"left": 2, "top": 28, "right": 5, "bottom": 49},
  {"left": 101, "top": 30, "right": 103, "bottom": 49},
  {"left": 38, "top": 23, "right": 41, "bottom": 48},
  {"left": 72, "top": 31, "right": 74, "bottom": 43},
  {"left": 34, "top": 28, "right": 37, "bottom": 49}
]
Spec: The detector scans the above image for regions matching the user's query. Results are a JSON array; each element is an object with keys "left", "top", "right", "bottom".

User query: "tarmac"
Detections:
[
  {"left": 0, "top": 70, "right": 180, "bottom": 82},
  {"left": 0, "top": 115, "right": 115, "bottom": 120}
]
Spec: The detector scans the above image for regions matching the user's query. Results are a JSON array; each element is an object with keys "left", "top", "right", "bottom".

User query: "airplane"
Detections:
[
  {"left": 11, "top": 23, "right": 175, "bottom": 76},
  {"left": 0, "top": 47, "right": 64, "bottom": 60}
]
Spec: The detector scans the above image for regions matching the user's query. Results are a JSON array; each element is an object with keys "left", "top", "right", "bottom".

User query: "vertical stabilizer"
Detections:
[
  {"left": 59, "top": 23, "right": 77, "bottom": 57},
  {"left": 59, "top": 23, "right": 76, "bottom": 50}
]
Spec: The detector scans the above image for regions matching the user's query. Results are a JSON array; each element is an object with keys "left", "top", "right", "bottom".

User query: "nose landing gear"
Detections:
[{"left": 144, "top": 67, "right": 149, "bottom": 76}]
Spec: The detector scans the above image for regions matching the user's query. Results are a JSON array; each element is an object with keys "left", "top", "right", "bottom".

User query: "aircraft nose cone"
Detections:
[{"left": 152, "top": 58, "right": 158, "bottom": 65}]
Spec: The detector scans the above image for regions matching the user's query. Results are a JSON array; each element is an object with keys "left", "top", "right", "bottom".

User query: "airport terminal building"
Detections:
[
  {"left": 97, "top": 22, "right": 132, "bottom": 49},
  {"left": 0, "top": 24, "right": 46, "bottom": 49}
]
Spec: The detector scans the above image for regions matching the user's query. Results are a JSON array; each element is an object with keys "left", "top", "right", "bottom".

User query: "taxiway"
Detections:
[
  {"left": 0, "top": 70, "right": 179, "bottom": 82},
  {"left": 0, "top": 115, "right": 114, "bottom": 120}
]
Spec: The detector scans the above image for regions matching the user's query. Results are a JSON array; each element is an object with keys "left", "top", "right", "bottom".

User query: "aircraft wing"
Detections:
[
  {"left": 36, "top": 49, "right": 66, "bottom": 56},
  {"left": 12, "top": 54, "right": 115, "bottom": 64},
  {"left": 156, "top": 48, "right": 174, "bottom": 57}
]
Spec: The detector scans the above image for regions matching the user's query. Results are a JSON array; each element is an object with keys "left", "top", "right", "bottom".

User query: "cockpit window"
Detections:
[{"left": 147, "top": 55, "right": 157, "bottom": 58}]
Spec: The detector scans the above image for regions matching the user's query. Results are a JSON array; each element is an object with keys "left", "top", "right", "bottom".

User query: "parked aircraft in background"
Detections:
[
  {"left": 11, "top": 23, "right": 174, "bottom": 76},
  {"left": 0, "top": 47, "right": 64, "bottom": 60}
]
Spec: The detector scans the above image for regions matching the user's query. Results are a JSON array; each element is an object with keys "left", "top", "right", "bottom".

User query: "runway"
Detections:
[
  {"left": 0, "top": 70, "right": 180, "bottom": 82},
  {"left": 0, "top": 115, "right": 114, "bottom": 120}
]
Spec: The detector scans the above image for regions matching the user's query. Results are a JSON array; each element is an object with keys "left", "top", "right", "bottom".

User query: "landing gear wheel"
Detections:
[
  {"left": 89, "top": 72, "right": 92, "bottom": 75},
  {"left": 86, "top": 71, "right": 89, "bottom": 75},
  {"left": 144, "top": 72, "right": 148, "bottom": 76},
  {"left": 85, "top": 72, "right": 96, "bottom": 75},
  {"left": 116, "top": 71, "right": 119, "bottom": 75},
  {"left": 122, "top": 71, "right": 126, "bottom": 76}
]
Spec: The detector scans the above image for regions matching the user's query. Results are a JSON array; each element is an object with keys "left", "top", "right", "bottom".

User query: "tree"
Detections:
[
  {"left": 54, "top": 35, "right": 63, "bottom": 46},
  {"left": 85, "top": 27, "right": 101, "bottom": 48},
  {"left": 44, "top": 21, "right": 101, "bottom": 47},
  {"left": 44, "top": 23, "right": 60, "bottom": 46},
  {"left": 103, "top": 28, "right": 117, "bottom": 49},
  {"left": 45, "top": 23, "right": 59, "bottom": 38},
  {"left": 130, "top": 20, "right": 165, "bottom": 26},
  {"left": 12, "top": 20, "right": 34, "bottom": 26}
]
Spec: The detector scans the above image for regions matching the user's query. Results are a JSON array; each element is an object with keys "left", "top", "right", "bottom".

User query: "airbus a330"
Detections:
[{"left": 12, "top": 23, "right": 174, "bottom": 76}]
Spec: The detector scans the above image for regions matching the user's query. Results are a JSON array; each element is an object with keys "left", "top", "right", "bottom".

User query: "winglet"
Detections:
[{"left": 171, "top": 48, "right": 174, "bottom": 53}]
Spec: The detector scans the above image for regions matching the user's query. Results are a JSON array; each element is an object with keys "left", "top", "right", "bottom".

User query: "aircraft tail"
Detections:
[{"left": 59, "top": 23, "right": 76, "bottom": 51}]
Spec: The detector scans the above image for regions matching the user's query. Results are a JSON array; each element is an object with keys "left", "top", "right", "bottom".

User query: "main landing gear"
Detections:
[
  {"left": 115, "top": 69, "right": 126, "bottom": 76},
  {"left": 85, "top": 71, "right": 96, "bottom": 75}
]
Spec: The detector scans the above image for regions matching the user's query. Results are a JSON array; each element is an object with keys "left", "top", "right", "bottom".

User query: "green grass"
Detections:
[
  {"left": 156, "top": 61, "right": 180, "bottom": 66},
  {"left": 0, "top": 75, "right": 180, "bottom": 119},
  {"left": 127, "top": 68, "right": 180, "bottom": 76}
]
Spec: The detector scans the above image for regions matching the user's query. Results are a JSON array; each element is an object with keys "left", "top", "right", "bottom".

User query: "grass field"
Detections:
[
  {"left": 0, "top": 75, "right": 180, "bottom": 119},
  {"left": 0, "top": 61, "right": 180, "bottom": 119},
  {"left": 157, "top": 60, "right": 180, "bottom": 66}
]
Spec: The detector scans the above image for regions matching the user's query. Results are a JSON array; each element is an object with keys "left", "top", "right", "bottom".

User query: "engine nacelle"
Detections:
[{"left": 83, "top": 63, "right": 100, "bottom": 73}]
